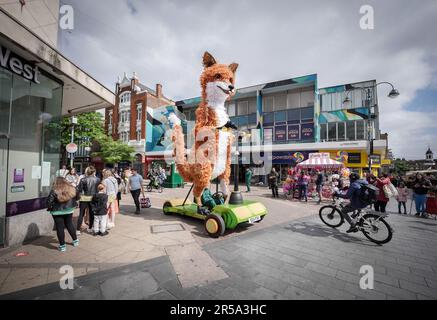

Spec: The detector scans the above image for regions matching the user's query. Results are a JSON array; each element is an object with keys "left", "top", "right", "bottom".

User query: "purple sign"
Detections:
[
  {"left": 287, "top": 125, "right": 300, "bottom": 140},
  {"left": 13, "top": 168, "right": 24, "bottom": 183},
  {"left": 301, "top": 123, "right": 314, "bottom": 140},
  {"left": 275, "top": 126, "right": 287, "bottom": 141}
]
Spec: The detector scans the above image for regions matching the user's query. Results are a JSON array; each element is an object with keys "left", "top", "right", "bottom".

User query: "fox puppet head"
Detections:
[{"left": 200, "top": 51, "right": 239, "bottom": 109}]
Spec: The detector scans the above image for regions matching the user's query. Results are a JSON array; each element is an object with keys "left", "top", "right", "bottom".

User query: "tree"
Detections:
[
  {"left": 48, "top": 112, "right": 105, "bottom": 148},
  {"left": 93, "top": 134, "right": 135, "bottom": 164},
  {"left": 393, "top": 158, "right": 409, "bottom": 175}
]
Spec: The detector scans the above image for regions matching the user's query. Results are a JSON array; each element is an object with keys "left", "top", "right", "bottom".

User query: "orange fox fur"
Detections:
[{"left": 171, "top": 52, "right": 238, "bottom": 205}]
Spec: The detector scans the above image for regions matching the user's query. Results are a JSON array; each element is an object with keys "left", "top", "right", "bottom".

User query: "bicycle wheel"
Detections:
[
  {"left": 319, "top": 205, "right": 344, "bottom": 228},
  {"left": 359, "top": 214, "right": 393, "bottom": 245}
]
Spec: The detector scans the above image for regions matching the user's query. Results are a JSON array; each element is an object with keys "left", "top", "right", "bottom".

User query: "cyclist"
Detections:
[{"left": 333, "top": 172, "right": 371, "bottom": 233}]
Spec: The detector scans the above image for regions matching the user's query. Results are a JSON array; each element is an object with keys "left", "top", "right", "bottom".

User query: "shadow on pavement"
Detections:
[{"left": 283, "top": 221, "right": 377, "bottom": 247}]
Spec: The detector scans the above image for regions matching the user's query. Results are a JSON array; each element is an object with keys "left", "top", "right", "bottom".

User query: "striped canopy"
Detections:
[{"left": 297, "top": 153, "right": 344, "bottom": 169}]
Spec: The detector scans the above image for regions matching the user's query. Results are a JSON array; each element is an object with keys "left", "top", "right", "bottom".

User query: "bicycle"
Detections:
[
  {"left": 145, "top": 175, "right": 163, "bottom": 193},
  {"left": 319, "top": 196, "right": 393, "bottom": 245}
]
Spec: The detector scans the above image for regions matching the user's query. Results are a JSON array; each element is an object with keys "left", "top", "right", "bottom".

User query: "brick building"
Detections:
[{"left": 104, "top": 72, "right": 173, "bottom": 174}]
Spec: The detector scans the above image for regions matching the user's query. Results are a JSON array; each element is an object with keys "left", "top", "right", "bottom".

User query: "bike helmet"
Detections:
[{"left": 349, "top": 172, "right": 360, "bottom": 182}]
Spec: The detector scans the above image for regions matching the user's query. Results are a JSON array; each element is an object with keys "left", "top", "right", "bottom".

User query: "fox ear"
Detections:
[
  {"left": 229, "top": 63, "right": 239, "bottom": 73},
  {"left": 203, "top": 51, "right": 217, "bottom": 68}
]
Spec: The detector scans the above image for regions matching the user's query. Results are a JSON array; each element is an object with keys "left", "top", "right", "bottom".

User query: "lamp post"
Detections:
[
  {"left": 343, "top": 81, "right": 399, "bottom": 175},
  {"left": 229, "top": 130, "right": 250, "bottom": 205},
  {"left": 69, "top": 116, "right": 77, "bottom": 168}
]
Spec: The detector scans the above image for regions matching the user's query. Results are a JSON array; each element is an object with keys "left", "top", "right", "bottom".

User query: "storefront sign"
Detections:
[
  {"left": 0, "top": 45, "right": 40, "bottom": 83},
  {"left": 287, "top": 125, "right": 300, "bottom": 140},
  {"left": 268, "top": 151, "right": 315, "bottom": 164},
  {"left": 275, "top": 126, "right": 287, "bottom": 141},
  {"left": 301, "top": 123, "right": 314, "bottom": 140},
  {"left": 347, "top": 152, "right": 362, "bottom": 164},
  {"left": 370, "top": 154, "right": 381, "bottom": 165}
]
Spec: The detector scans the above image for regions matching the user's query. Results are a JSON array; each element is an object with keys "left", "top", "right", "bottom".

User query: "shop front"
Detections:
[
  {"left": 0, "top": 9, "right": 115, "bottom": 246},
  {"left": 323, "top": 150, "right": 383, "bottom": 177}
]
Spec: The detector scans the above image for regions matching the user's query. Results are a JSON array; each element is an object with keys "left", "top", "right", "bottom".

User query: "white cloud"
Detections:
[{"left": 60, "top": 0, "right": 437, "bottom": 159}]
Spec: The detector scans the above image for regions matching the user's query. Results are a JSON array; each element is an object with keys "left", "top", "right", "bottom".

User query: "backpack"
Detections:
[{"left": 358, "top": 183, "right": 379, "bottom": 204}]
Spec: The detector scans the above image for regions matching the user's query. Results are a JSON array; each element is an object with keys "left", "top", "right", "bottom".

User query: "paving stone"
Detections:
[
  {"left": 283, "top": 285, "right": 324, "bottom": 300},
  {"left": 314, "top": 284, "right": 357, "bottom": 300},
  {"left": 398, "top": 279, "right": 437, "bottom": 299}
]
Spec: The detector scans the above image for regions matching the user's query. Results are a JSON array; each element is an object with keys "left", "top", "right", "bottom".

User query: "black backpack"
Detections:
[{"left": 358, "top": 183, "right": 379, "bottom": 204}]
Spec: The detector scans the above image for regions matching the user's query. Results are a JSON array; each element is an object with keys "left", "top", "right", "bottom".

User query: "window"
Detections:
[
  {"left": 237, "top": 101, "right": 248, "bottom": 115},
  {"left": 263, "top": 96, "right": 274, "bottom": 112},
  {"left": 248, "top": 99, "right": 257, "bottom": 114},
  {"left": 300, "top": 89, "right": 314, "bottom": 108},
  {"left": 356, "top": 120, "right": 365, "bottom": 140},
  {"left": 287, "top": 109, "right": 300, "bottom": 124},
  {"left": 239, "top": 116, "right": 248, "bottom": 126},
  {"left": 300, "top": 106, "right": 314, "bottom": 120},
  {"left": 337, "top": 122, "right": 345, "bottom": 141},
  {"left": 274, "top": 111, "right": 287, "bottom": 123},
  {"left": 120, "top": 92, "right": 131, "bottom": 104},
  {"left": 320, "top": 123, "right": 327, "bottom": 141},
  {"left": 263, "top": 112, "right": 274, "bottom": 126},
  {"left": 137, "top": 103, "right": 142, "bottom": 121},
  {"left": 274, "top": 94, "right": 287, "bottom": 111},
  {"left": 136, "top": 129, "right": 141, "bottom": 141},
  {"left": 287, "top": 91, "right": 300, "bottom": 109},
  {"left": 248, "top": 113, "right": 257, "bottom": 125},
  {"left": 127, "top": 111, "right": 130, "bottom": 122},
  {"left": 346, "top": 121, "right": 355, "bottom": 140},
  {"left": 321, "top": 93, "right": 332, "bottom": 111},
  {"left": 228, "top": 103, "right": 236, "bottom": 117},
  {"left": 328, "top": 122, "right": 337, "bottom": 141}
]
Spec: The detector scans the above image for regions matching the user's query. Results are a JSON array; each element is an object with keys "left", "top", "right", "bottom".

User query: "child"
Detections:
[
  {"left": 91, "top": 184, "right": 109, "bottom": 236},
  {"left": 396, "top": 182, "right": 409, "bottom": 214},
  {"left": 283, "top": 178, "right": 293, "bottom": 199},
  {"left": 46, "top": 177, "right": 79, "bottom": 252}
]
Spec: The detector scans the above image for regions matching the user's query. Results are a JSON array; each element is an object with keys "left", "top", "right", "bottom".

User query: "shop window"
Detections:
[
  {"left": 248, "top": 99, "right": 257, "bottom": 114},
  {"left": 346, "top": 121, "right": 356, "bottom": 140},
  {"left": 337, "top": 122, "right": 345, "bottom": 141},
  {"left": 300, "top": 106, "right": 314, "bottom": 121},
  {"left": 300, "top": 89, "right": 314, "bottom": 108},
  {"left": 274, "top": 111, "right": 286, "bottom": 123},
  {"left": 274, "top": 94, "right": 287, "bottom": 111},
  {"left": 237, "top": 101, "right": 248, "bottom": 115},
  {"left": 248, "top": 113, "right": 257, "bottom": 125},
  {"left": 263, "top": 96, "right": 274, "bottom": 112},
  {"left": 356, "top": 120, "right": 365, "bottom": 140},
  {"left": 320, "top": 123, "right": 327, "bottom": 141},
  {"left": 287, "top": 91, "right": 300, "bottom": 109},
  {"left": 263, "top": 112, "right": 274, "bottom": 126},
  {"left": 228, "top": 103, "right": 236, "bottom": 117},
  {"left": 287, "top": 109, "right": 300, "bottom": 124},
  {"left": 328, "top": 122, "right": 337, "bottom": 141}
]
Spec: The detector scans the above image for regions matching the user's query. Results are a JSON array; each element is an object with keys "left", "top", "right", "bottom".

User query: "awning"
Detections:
[
  {"left": 297, "top": 152, "right": 344, "bottom": 169},
  {"left": 0, "top": 8, "right": 115, "bottom": 116}
]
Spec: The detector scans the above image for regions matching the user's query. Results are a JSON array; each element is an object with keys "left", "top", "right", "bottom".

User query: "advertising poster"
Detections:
[
  {"left": 13, "top": 168, "right": 24, "bottom": 183},
  {"left": 275, "top": 126, "right": 287, "bottom": 141},
  {"left": 287, "top": 125, "right": 300, "bottom": 140},
  {"left": 301, "top": 123, "right": 314, "bottom": 140}
]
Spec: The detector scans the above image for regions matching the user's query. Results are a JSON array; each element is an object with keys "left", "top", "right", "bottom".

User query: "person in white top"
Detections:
[
  {"left": 57, "top": 164, "right": 68, "bottom": 178},
  {"left": 65, "top": 168, "right": 79, "bottom": 187},
  {"left": 102, "top": 169, "right": 119, "bottom": 229}
]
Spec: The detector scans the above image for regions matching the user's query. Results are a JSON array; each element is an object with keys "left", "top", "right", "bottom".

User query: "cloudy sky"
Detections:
[{"left": 58, "top": 0, "right": 437, "bottom": 160}]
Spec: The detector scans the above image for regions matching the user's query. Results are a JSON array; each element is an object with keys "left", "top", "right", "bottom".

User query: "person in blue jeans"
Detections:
[
  {"left": 298, "top": 171, "right": 309, "bottom": 202},
  {"left": 412, "top": 173, "right": 432, "bottom": 217}
]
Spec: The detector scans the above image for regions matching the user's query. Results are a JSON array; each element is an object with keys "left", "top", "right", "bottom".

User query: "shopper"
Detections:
[
  {"left": 77, "top": 166, "right": 100, "bottom": 233},
  {"left": 129, "top": 168, "right": 144, "bottom": 214},
  {"left": 396, "top": 181, "right": 409, "bottom": 214},
  {"left": 298, "top": 171, "right": 309, "bottom": 202},
  {"left": 268, "top": 168, "right": 279, "bottom": 198},
  {"left": 46, "top": 177, "right": 79, "bottom": 252},
  {"left": 412, "top": 173, "right": 432, "bottom": 217},
  {"left": 112, "top": 168, "right": 123, "bottom": 208},
  {"left": 102, "top": 169, "right": 119, "bottom": 228},
  {"left": 65, "top": 167, "right": 79, "bottom": 187},
  {"left": 315, "top": 169, "right": 324, "bottom": 204},
  {"left": 57, "top": 164, "right": 69, "bottom": 178},
  {"left": 90, "top": 184, "right": 109, "bottom": 236},
  {"left": 245, "top": 167, "right": 253, "bottom": 192},
  {"left": 373, "top": 173, "right": 391, "bottom": 213}
]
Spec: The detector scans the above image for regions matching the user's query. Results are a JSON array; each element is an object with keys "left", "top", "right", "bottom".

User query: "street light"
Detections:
[
  {"left": 229, "top": 130, "right": 250, "bottom": 205},
  {"left": 343, "top": 81, "right": 400, "bottom": 175}
]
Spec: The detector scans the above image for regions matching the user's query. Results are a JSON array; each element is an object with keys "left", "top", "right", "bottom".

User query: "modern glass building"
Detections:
[
  {"left": 173, "top": 74, "right": 389, "bottom": 182},
  {"left": 0, "top": 3, "right": 114, "bottom": 247}
]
